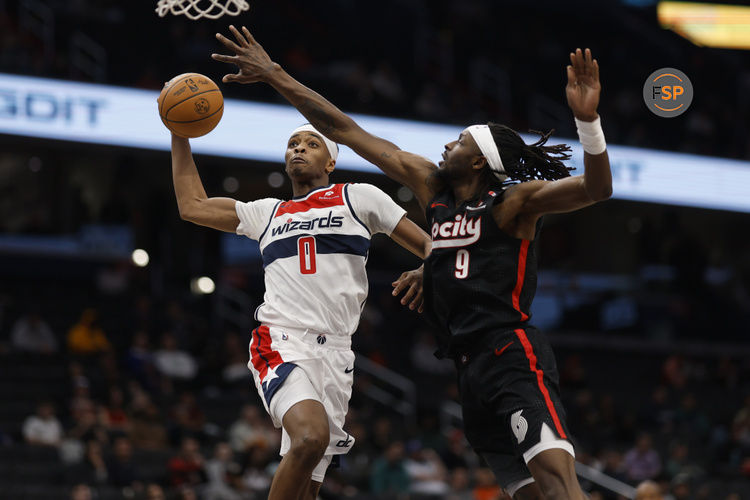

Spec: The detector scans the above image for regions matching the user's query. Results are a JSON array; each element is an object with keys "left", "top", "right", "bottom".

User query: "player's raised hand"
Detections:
[
  {"left": 212, "top": 25, "right": 279, "bottom": 84},
  {"left": 392, "top": 266, "right": 424, "bottom": 313},
  {"left": 565, "top": 48, "right": 600, "bottom": 122}
]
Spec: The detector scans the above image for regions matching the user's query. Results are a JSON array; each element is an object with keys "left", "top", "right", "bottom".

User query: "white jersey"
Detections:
[{"left": 235, "top": 183, "right": 406, "bottom": 337}]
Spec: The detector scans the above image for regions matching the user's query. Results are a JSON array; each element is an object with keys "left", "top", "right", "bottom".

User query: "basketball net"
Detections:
[{"left": 155, "top": 0, "right": 250, "bottom": 20}]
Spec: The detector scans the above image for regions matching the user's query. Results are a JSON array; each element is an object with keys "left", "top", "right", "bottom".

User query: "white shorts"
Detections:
[{"left": 247, "top": 324, "right": 356, "bottom": 464}]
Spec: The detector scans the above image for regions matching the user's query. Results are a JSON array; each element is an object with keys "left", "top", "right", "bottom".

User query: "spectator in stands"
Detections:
[
  {"left": 472, "top": 467, "right": 502, "bottom": 500},
  {"left": 145, "top": 483, "right": 166, "bottom": 500},
  {"left": 106, "top": 436, "right": 140, "bottom": 491},
  {"left": 70, "top": 483, "right": 93, "bottom": 500},
  {"left": 10, "top": 310, "right": 57, "bottom": 354},
  {"left": 240, "top": 444, "right": 274, "bottom": 496},
  {"left": 445, "top": 467, "right": 473, "bottom": 500},
  {"left": 124, "top": 331, "right": 160, "bottom": 392},
  {"left": 169, "top": 390, "right": 206, "bottom": 441},
  {"left": 403, "top": 442, "right": 449, "bottom": 498},
  {"left": 100, "top": 386, "right": 130, "bottom": 432},
  {"left": 664, "top": 441, "right": 691, "bottom": 479},
  {"left": 67, "top": 308, "right": 111, "bottom": 356},
  {"left": 228, "top": 404, "right": 274, "bottom": 454},
  {"left": 670, "top": 473, "right": 692, "bottom": 500},
  {"left": 129, "top": 395, "right": 168, "bottom": 450},
  {"left": 635, "top": 480, "right": 664, "bottom": 500},
  {"left": 222, "top": 332, "right": 251, "bottom": 384},
  {"left": 204, "top": 441, "right": 242, "bottom": 500},
  {"left": 168, "top": 436, "right": 207, "bottom": 488},
  {"left": 69, "top": 378, "right": 97, "bottom": 424},
  {"left": 66, "top": 439, "right": 109, "bottom": 485},
  {"left": 66, "top": 410, "right": 109, "bottom": 450},
  {"left": 371, "top": 441, "right": 410, "bottom": 499},
  {"left": 154, "top": 332, "right": 197, "bottom": 381},
  {"left": 623, "top": 433, "right": 662, "bottom": 482},
  {"left": 22, "top": 400, "right": 63, "bottom": 447}
]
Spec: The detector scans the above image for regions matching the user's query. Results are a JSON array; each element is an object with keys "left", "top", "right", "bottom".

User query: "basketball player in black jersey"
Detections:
[{"left": 214, "top": 25, "right": 612, "bottom": 500}]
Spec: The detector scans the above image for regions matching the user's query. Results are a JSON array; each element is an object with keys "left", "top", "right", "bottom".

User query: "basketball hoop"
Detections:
[{"left": 155, "top": 0, "right": 250, "bottom": 20}]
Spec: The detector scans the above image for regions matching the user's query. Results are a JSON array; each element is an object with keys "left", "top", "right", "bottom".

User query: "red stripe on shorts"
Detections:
[
  {"left": 250, "top": 326, "right": 285, "bottom": 381},
  {"left": 514, "top": 328, "right": 567, "bottom": 439}
]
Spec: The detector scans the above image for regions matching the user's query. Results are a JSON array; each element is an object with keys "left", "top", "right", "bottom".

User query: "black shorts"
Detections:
[{"left": 455, "top": 326, "right": 574, "bottom": 492}]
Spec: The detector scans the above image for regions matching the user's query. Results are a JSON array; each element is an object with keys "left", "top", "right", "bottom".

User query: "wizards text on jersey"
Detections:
[{"left": 271, "top": 212, "right": 345, "bottom": 237}]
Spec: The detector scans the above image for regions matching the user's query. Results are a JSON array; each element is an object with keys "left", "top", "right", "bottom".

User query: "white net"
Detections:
[{"left": 155, "top": 0, "right": 250, "bottom": 20}]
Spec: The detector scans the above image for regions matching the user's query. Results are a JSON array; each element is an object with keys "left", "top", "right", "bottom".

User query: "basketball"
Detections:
[{"left": 158, "top": 73, "right": 223, "bottom": 138}]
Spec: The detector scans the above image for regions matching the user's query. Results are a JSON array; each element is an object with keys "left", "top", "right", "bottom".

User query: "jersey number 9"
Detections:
[{"left": 454, "top": 249, "right": 470, "bottom": 279}]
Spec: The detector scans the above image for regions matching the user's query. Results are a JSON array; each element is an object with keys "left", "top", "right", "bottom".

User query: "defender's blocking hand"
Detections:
[{"left": 212, "top": 25, "right": 279, "bottom": 84}]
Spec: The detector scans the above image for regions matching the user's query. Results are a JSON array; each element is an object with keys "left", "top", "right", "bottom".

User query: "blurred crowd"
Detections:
[
  {"left": 0, "top": 282, "right": 747, "bottom": 499},
  {"left": 1, "top": 0, "right": 750, "bottom": 160}
]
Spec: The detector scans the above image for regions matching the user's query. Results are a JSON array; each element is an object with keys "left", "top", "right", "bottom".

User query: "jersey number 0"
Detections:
[{"left": 298, "top": 236, "right": 317, "bottom": 274}]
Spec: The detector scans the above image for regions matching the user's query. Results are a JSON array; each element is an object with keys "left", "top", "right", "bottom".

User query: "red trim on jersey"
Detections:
[
  {"left": 249, "top": 326, "right": 284, "bottom": 381},
  {"left": 275, "top": 184, "right": 345, "bottom": 217},
  {"left": 511, "top": 240, "right": 530, "bottom": 321},
  {"left": 515, "top": 328, "right": 567, "bottom": 439}
]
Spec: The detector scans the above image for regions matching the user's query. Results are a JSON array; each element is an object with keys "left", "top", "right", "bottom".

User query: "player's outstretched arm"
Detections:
[
  {"left": 517, "top": 48, "right": 612, "bottom": 216},
  {"left": 211, "top": 25, "right": 437, "bottom": 209},
  {"left": 389, "top": 216, "right": 432, "bottom": 260},
  {"left": 171, "top": 134, "right": 239, "bottom": 232}
]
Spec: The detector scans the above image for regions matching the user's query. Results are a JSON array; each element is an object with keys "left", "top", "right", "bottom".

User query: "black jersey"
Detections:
[{"left": 423, "top": 188, "right": 541, "bottom": 358}]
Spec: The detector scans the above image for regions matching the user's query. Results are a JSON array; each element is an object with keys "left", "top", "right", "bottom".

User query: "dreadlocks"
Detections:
[
  {"left": 489, "top": 123, "right": 573, "bottom": 183},
  {"left": 427, "top": 123, "right": 575, "bottom": 201}
]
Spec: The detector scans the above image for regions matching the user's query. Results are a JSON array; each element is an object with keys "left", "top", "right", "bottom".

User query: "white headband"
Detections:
[
  {"left": 290, "top": 124, "right": 339, "bottom": 162},
  {"left": 466, "top": 124, "right": 507, "bottom": 181}
]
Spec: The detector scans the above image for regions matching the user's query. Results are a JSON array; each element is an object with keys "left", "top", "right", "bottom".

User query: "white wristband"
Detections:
[{"left": 575, "top": 116, "right": 606, "bottom": 155}]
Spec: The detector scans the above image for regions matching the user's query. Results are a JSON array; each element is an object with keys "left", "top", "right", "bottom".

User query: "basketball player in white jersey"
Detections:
[{"left": 169, "top": 125, "right": 431, "bottom": 500}]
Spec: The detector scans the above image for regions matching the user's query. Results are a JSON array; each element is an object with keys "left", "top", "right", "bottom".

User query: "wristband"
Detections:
[{"left": 575, "top": 116, "right": 606, "bottom": 155}]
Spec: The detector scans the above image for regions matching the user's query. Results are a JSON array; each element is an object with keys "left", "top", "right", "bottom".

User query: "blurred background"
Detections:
[{"left": 0, "top": 0, "right": 749, "bottom": 499}]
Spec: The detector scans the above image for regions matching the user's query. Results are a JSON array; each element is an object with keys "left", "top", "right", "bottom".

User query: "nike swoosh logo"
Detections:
[
  {"left": 466, "top": 204, "right": 486, "bottom": 211},
  {"left": 344, "top": 367, "right": 354, "bottom": 373},
  {"left": 431, "top": 202, "right": 448, "bottom": 208},
  {"left": 494, "top": 341, "right": 513, "bottom": 356}
]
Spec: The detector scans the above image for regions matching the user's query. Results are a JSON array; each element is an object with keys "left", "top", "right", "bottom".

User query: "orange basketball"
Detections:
[{"left": 158, "top": 73, "right": 224, "bottom": 138}]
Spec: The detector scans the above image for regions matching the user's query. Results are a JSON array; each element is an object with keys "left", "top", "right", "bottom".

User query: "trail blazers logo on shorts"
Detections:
[{"left": 511, "top": 410, "right": 528, "bottom": 444}]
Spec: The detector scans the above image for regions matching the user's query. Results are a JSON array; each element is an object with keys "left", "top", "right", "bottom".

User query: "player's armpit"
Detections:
[
  {"left": 180, "top": 196, "right": 240, "bottom": 233},
  {"left": 388, "top": 216, "right": 432, "bottom": 260}
]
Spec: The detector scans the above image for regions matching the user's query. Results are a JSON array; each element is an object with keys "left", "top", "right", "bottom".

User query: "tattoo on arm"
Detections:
[
  {"left": 381, "top": 151, "right": 392, "bottom": 158},
  {"left": 298, "top": 99, "right": 340, "bottom": 136}
]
